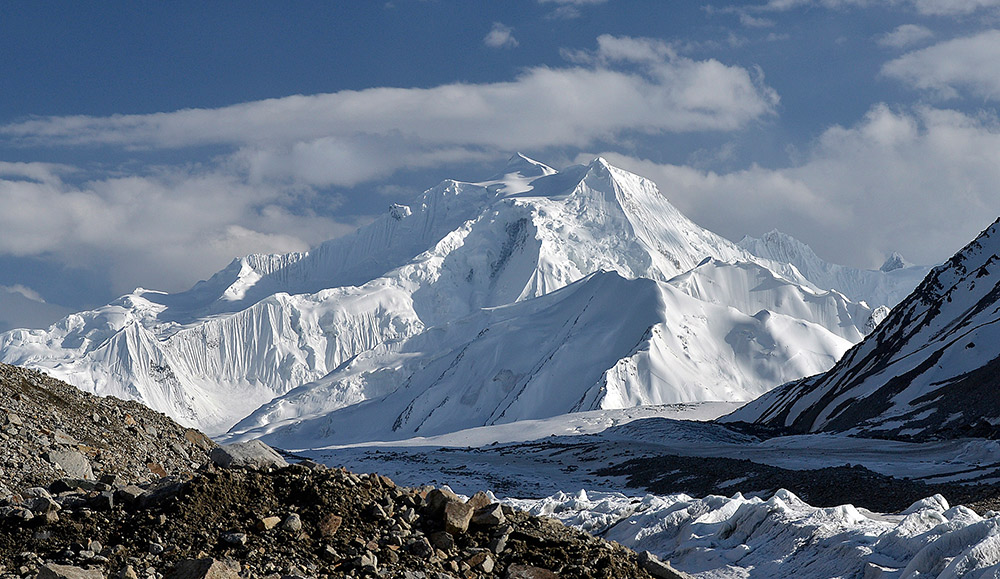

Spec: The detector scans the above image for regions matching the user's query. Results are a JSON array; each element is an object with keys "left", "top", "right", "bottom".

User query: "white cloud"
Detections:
[
  {"left": 0, "top": 36, "right": 780, "bottom": 299},
  {"left": 2, "top": 36, "right": 778, "bottom": 189},
  {"left": 0, "top": 284, "right": 47, "bottom": 303},
  {"left": 882, "top": 30, "right": 1000, "bottom": 100},
  {"left": 484, "top": 22, "right": 518, "bottom": 49},
  {"left": 877, "top": 24, "right": 935, "bottom": 48},
  {"left": 740, "top": 13, "right": 776, "bottom": 27},
  {"left": 746, "top": 0, "right": 1000, "bottom": 13},
  {"left": 0, "top": 167, "right": 353, "bottom": 294},
  {"left": 909, "top": 0, "right": 1000, "bottom": 14},
  {"left": 594, "top": 104, "right": 1000, "bottom": 269}
]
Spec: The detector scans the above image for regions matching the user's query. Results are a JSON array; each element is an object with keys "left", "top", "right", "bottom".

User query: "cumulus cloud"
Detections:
[
  {"left": 882, "top": 30, "right": 1000, "bottom": 99},
  {"left": 594, "top": 104, "right": 1000, "bottom": 269},
  {"left": 0, "top": 36, "right": 780, "bottom": 297},
  {"left": 0, "top": 166, "right": 352, "bottom": 294},
  {"left": 877, "top": 24, "right": 934, "bottom": 48},
  {"left": 2, "top": 36, "right": 778, "bottom": 189},
  {"left": 483, "top": 22, "right": 518, "bottom": 49}
]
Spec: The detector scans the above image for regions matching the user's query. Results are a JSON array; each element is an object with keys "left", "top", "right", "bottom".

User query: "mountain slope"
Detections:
[
  {"left": 725, "top": 218, "right": 1000, "bottom": 440},
  {"left": 665, "top": 258, "right": 875, "bottom": 342},
  {"left": 226, "top": 271, "right": 851, "bottom": 447},
  {"left": 739, "top": 230, "right": 929, "bottom": 308}
]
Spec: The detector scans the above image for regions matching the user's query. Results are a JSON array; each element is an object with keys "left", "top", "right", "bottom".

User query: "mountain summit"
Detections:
[{"left": 0, "top": 157, "right": 900, "bottom": 436}]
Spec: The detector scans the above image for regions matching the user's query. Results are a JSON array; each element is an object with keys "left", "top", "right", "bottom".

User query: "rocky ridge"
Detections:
[
  {"left": 0, "top": 364, "right": 683, "bottom": 579},
  {"left": 0, "top": 364, "right": 214, "bottom": 494}
]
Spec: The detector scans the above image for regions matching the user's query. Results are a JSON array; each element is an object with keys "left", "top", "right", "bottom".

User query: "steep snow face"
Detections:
[
  {"left": 225, "top": 272, "right": 850, "bottom": 448},
  {"left": 739, "top": 230, "right": 928, "bottom": 308},
  {"left": 0, "top": 283, "right": 423, "bottom": 434},
  {"left": 666, "top": 259, "right": 874, "bottom": 342},
  {"left": 726, "top": 218, "right": 1000, "bottom": 440},
  {"left": 0, "top": 155, "right": 865, "bottom": 435}
]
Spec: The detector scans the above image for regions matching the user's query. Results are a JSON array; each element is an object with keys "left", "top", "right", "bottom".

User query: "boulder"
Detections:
[
  {"left": 209, "top": 440, "right": 288, "bottom": 470},
  {"left": 443, "top": 501, "right": 474, "bottom": 535},
  {"left": 37, "top": 564, "right": 106, "bottom": 579},
  {"left": 164, "top": 558, "right": 240, "bottom": 579},
  {"left": 472, "top": 503, "right": 506, "bottom": 526},
  {"left": 46, "top": 449, "right": 94, "bottom": 480}
]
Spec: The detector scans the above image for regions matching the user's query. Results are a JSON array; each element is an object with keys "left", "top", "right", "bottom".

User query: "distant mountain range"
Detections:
[{"left": 0, "top": 156, "right": 926, "bottom": 438}]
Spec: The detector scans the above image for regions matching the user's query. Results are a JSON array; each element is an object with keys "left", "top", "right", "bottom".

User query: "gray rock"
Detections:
[
  {"left": 37, "top": 563, "right": 106, "bottom": 579},
  {"left": 220, "top": 532, "right": 247, "bottom": 546},
  {"left": 489, "top": 534, "right": 508, "bottom": 554},
  {"left": 113, "top": 485, "right": 145, "bottom": 505},
  {"left": 638, "top": 551, "right": 691, "bottom": 579},
  {"left": 54, "top": 430, "right": 79, "bottom": 445},
  {"left": 354, "top": 551, "right": 378, "bottom": 571},
  {"left": 443, "top": 500, "right": 474, "bottom": 535},
  {"left": 505, "top": 565, "right": 559, "bottom": 579},
  {"left": 46, "top": 449, "right": 95, "bottom": 480},
  {"left": 472, "top": 503, "right": 506, "bottom": 526},
  {"left": 280, "top": 513, "right": 302, "bottom": 533},
  {"left": 164, "top": 558, "right": 240, "bottom": 579},
  {"left": 407, "top": 537, "right": 435, "bottom": 559},
  {"left": 209, "top": 440, "right": 288, "bottom": 470},
  {"left": 429, "top": 530, "right": 455, "bottom": 551}
]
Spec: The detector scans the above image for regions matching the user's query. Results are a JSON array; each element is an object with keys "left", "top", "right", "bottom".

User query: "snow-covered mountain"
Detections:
[
  {"left": 225, "top": 271, "right": 851, "bottom": 447},
  {"left": 739, "top": 230, "right": 928, "bottom": 308},
  {"left": 0, "top": 156, "right": 906, "bottom": 436},
  {"left": 726, "top": 218, "right": 1000, "bottom": 440}
]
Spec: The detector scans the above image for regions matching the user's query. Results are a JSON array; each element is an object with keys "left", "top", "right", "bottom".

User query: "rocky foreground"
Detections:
[
  {"left": 0, "top": 364, "right": 683, "bottom": 579},
  {"left": 0, "top": 441, "right": 684, "bottom": 579}
]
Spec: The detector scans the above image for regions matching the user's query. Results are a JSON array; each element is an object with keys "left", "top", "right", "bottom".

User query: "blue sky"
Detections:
[{"left": 3, "top": 0, "right": 1000, "bottom": 328}]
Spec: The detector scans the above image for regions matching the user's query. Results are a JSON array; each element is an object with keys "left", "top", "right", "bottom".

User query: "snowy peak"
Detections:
[
  {"left": 494, "top": 153, "right": 557, "bottom": 179},
  {"left": 0, "top": 155, "right": 899, "bottom": 436},
  {"left": 739, "top": 229, "right": 822, "bottom": 266},
  {"left": 726, "top": 217, "right": 1000, "bottom": 440},
  {"left": 880, "top": 251, "right": 908, "bottom": 273},
  {"left": 739, "top": 229, "right": 929, "bottom": 308}
]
